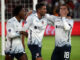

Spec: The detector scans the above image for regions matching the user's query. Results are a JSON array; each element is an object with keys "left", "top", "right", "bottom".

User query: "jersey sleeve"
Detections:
[
  {"left": 22, "top": 16, "right": 32, "bottom": 31},
  {"left": 45, "top": 14, "right": 57, "bottom": 24},
  {"left": 6, "top": 21, "right": 20, "bottom": 38},
  {"left": 47, "top": 20, "right": 54, "bottom": 26},
  {"left": 62, "top": 17, "right": 74, "bottom": 30}
]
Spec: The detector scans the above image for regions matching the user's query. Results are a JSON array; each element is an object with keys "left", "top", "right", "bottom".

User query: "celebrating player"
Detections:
[
  {"left": 5, "top": 6, "right": 28, "bottom": 60},
  {"left": 45, "top": 4, "right": 74, "bottom": 60},
  {"left": 22, "top": 3, "right": 53, "bottom": 60},
  {"left": 23, "top": 3, "right": 74, "bottom": 60}
]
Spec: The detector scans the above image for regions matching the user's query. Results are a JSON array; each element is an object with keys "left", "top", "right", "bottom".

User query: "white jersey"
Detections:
[
  {"left": 5, "top": 17, "right": 24, "bottom": 54},
  {"left": 23, "top": 13, "right": 52, "bottom": 47},
  {"left": 45, "top": 14, "right": 74, "bottom": 47}
]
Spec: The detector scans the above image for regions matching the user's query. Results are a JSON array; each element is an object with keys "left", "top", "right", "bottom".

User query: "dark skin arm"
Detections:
[
  {"left": 20, "top": 31, "right": 28, "bottom": 37},
  {"left": 20, "top": 31, "right": 28, "bottom": 49},
  {"left": 20, "top": 11, "right": 32, "bottom": 49},
  {"left": 22, "top": 35, "right": 25, "bottom": 49}
]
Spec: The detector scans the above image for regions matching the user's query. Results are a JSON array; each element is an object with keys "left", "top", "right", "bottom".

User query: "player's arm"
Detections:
[
  {"left": 20, "top": 31, "right": 28, "bottom": 37},
  {"left": 45, "top": 14, "right": 57, "bottom": 24},
  {"left": 6, "top": 21, "right": 20, "bottom": 38},
  {"left": 19, "top": 12, "right": 33, "bottom": 37},
  {"left": 20, "top": 16, "right": 32, "bottom": 49},
  {"left": 22, "top": 16, "right": 32, "bottom": 31},
  {"left": 62, "top": 17, "right": 74, "bottom": 30},
  {"left": 24, "top": 10, "right": 33, "bottom": 20},
  {"left": 27, "top": 11, "right": 57, "bottom": 24},
  {"left": 21, "top": 35, "right": 25, "bottom": 49}
]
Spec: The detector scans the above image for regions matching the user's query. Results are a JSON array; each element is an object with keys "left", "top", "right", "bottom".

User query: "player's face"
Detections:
[
  {"left": 19, "top": 8, "right": 25, "bottom": 19},
  {"left": 40, "top": 6, "right": 47, "bottom": 16},
  {"left": 59, "top": 6, "right": 69, "bottom": 16}
]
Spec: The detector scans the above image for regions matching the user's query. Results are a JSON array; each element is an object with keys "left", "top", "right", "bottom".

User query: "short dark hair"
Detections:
[
  {"left": 36, "top": 3, "right": 46, "bottom": 11},
  {"left": 12, "top": 5, "right": 23, "bottom": 16},
  {"left": 60, "top": 4, "right": 69, "bottom": 11}
]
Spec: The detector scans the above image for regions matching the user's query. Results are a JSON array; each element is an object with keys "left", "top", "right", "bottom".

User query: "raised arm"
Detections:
[
  {"left": 22, "top": 16, "right": 32, "bottom": 31},
  {"left": 62, "top": 17, "right": 74, "bottom": 30}
]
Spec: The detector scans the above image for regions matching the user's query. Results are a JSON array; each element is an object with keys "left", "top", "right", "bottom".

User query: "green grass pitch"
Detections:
[{"left": 0, "top": 36, "right": 80, "bottom": 60}]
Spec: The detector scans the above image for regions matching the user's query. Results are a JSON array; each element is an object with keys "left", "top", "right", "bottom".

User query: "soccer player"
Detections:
[
  {"left": 23, "top": 3, "right": 73, "bottom": 60},
  {"left": 23, "top": 3, "right": 52, "bottom": 60},
  {"left": 45, "top": 4, "right": 74, "bottom": 60},
  {"left": 5, "top": 6, "right": 28, "bottom": 60}
]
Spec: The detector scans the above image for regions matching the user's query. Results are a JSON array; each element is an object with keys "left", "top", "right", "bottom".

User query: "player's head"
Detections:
[
  {"left": 59, "top": 4, "right": 70, "bottom": 16},
  {"left": 36, "top": 3, "right": 47, "bottom": 16},
  {"left": 13, "top": 5, "right": 25, "bottom": 19}
]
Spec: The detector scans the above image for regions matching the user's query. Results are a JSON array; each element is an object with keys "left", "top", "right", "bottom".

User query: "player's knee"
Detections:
[{"left": 36, "top": 57, "right": 42, "bottom": 60}]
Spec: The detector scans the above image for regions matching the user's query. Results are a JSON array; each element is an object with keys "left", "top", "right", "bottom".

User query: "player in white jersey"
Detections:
[
  {"left": 22, "top": 3, "right": 53, "bottom": 60},
  {"left": 23, "top": 3, "right": 73, "bottom": 60},
  {"left": 5, "top": 6, "right": 28, "bottom": 60},
  {"left": 45, "top": 4, "right": 74, "bottom": 60}
]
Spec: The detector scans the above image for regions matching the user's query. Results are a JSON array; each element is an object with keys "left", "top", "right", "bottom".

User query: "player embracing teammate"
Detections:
[
  {"left": 5, "top": 3, "right": 74, "bottom": 60},
  {"left": 23, "top": 3, "right": 74, "bottom": 60}
]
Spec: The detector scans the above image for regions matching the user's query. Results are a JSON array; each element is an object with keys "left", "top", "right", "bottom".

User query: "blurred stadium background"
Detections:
[{"left": 0, "top": 0, "right": 80, "bottom": 60}]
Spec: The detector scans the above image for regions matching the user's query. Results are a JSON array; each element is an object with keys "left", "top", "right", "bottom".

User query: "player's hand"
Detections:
[
  {"left": 20, "top": 31, "right": 24, "bottom": 34},
  {"left": 20, "top": 31, "right": 28, "bottom": 37},
  {"left": 67, "top": 16, "right": 71, "bottom": 19},
  {"left": 25, "top": 10, "right": 33, "bottom": 20},
  {"left": 26, "top": 10, "right": 33, "bottom": 16}
]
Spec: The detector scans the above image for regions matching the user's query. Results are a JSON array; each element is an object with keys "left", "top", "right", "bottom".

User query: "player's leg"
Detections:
[
  {"left": 51, "top": 47, "right": 60, "bottom": 60},
  {"left": 63, "top": 45, "right": 71, "bottom": 60},
  {"left": 36, "top": 57, "right": 42, "bottom": 60},
  {"left": 36, "top": 47, "right": 42, "bottom": 60},
  {"left": 15, "top": 53, "right": 28, "bottom": 60},
  {"left": 18, "top": 53, "right": 28, "bottom": 60},
  {"left": 28, "top": 45, "right": 42, "bottom": 60},
  {"left": 28, "top": 45, "right": 35, "bottom": 60},
  {"left": 51, "top": 50, "right": 56, "bottom": 60},
  {"left": 59, "top": 45, "right": 71, "bottom": 60},
  {"left": 5, "top": 54, "right": 14, "bottom": 60}
]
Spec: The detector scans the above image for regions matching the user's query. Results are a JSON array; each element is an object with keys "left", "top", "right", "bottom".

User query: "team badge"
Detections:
[{"left": 8, "top": 29, "right": 11, "bottom": 32}]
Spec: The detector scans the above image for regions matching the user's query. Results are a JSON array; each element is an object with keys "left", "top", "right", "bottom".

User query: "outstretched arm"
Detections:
[{"left": 45, "top": 14, "right": 57, "bottom": 24}]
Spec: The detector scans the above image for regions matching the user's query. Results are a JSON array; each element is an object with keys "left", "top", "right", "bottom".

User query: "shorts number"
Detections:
[{"left": 64, "top": 52, "right": 69, "bottom": 59}]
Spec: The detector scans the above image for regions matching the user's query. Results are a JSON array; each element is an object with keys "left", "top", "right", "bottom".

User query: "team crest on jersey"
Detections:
[{"left": 8, "top": 29, "right": 11, "bottom": 32}]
